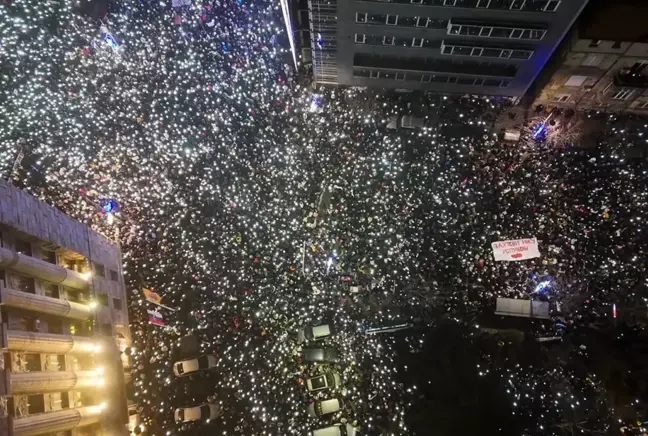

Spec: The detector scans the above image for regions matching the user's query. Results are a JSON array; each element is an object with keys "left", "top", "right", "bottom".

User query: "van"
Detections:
[
  {"left": 307, "top": 398, "right": 342, "bottom": 417},
  {"left": 311, "top": 423, "right": 357, "bottom": 436}
]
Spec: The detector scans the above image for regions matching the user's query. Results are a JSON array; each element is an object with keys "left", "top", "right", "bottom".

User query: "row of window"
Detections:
[
  {"left": 354, "top": 69, "right": 511, "bottom": 87},
  {"left": 355, "top": 33, "right": 439, "bottom": 48},
  {"left": 554, "top": 91, "right": 648, "bottom": 104},
  {"left": 441, "top": 42, "right": 533, "bottom": 59},
  {"left": 448, "top": 23, "right": 546, "bottom": 40},
  {"left": 356, "top": 12, "right": 447, "bottom": 28},
  {"left": 363, "top": 0, "right": 561, "bottom": 13},
  {"left": 353, "top": 34, "right": 534, "bottom": 60}
]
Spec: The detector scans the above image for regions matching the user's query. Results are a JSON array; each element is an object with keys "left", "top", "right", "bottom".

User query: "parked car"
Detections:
[
  {"left": 302, "top": 347, "right": 339, "bottom": 363},
  {"left": 307, "top": 398, "right": 342, "bottom": 417},
  {"left": 173, "top": 354, "right": 217, "bottom": 377},
  {"left": 174, "top": 403, "right": 221, "bottom": 423},
  {"left": 297, "top": 324, "right": 332, "bottom": 343},
  {"left": 306, "top": 372, "right": 340, "bottom": 392},
  {"left": 311, "top": 423, "right": 358, "bottom": 436}
]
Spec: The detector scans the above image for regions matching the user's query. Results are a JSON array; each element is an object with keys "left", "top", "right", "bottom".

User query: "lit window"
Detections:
[
  {"left": 383, "top": 36, "right": 395, "bottom": 45},
  {"left": 544, "top": 0, "right": 560, "bottom": 12},
  {"left": 509, "top": 0, "right": 525, "bottom": 10},
  {"left": 476, "top": 0, "right": 491, "bottom": 7},
  {"left": 412, "top": 38, "right": 424, "bottom": 47},
  {"left": 355, "top": 34, "right": 366, "bottom": 43},
  {"left": 612, "top": 89, "right": 634, "bottom": 100},
  {"left": 356, "top": 13, "right": 367, "bottom": 23},
  {"left": 386, "top": 15, "right": 398, "bottom": 25}
]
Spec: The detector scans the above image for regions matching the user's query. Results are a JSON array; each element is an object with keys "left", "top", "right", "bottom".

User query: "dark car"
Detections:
[{"left": 302, "top": 346, "right": 339, "bottom": 363}]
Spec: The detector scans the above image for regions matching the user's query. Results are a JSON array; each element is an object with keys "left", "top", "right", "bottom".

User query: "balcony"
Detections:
[
  {"left": 0, "top": 286, "right": 92, "bottom": 321},
  {"left": 354, "top": 53, "right": 518, "bottom": 77},
  {"left": 3, "top": 330, "right": 100, "bottom": 354},
  {"left": 0, "top": 247, "right": 89, "bottom": 291},
  {"left": 10, "top": 370, "right": 101, "bottom": 395},
  {"left": 12, "top": 405, "right": 104, "bottom": 436},
  {"left": 614, "top": 69, "right": 648, "bottom": 89}
]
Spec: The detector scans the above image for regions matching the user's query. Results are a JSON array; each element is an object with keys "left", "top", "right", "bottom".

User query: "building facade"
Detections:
[
  {"left": 0, "top": 179, "right": 139, "bottom": 436},
  {"left": 531, "top": 0, "right": 648, "bottom": 113},
  {"left": 308, "top": 0, "right": 589, "bottom": 98}
]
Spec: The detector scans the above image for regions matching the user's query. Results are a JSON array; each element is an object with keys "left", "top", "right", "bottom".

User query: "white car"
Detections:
[
  {"left": 174, "top": 403, "right": 221, "bottom": 423},
  {"left": 297, "top": 324, "right": 332, "bottom": 343},
  {"left": 173, "top": 354, "right": 217, "bottom": 377},
  {"left": 312, "top": 423, "right": 357, "bottom": 436},
  {"left": 307, "top": 398, "right": 342, "bottom": 417},
  {"left": 306, "top": 372, "right": 340, "bottom": 392}
]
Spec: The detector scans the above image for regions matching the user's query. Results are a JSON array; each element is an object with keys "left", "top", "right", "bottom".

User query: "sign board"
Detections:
[
  {"left": 491, "top": 237, "right": 540, "bottom": 261},
  {"left": 495, "top": 297, "right": 550, "bottom": 319},
  {"left": 503, "top": 129, "right": 521, "bottom": 142}
]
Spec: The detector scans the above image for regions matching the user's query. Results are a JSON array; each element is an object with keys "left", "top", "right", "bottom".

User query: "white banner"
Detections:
[{"left": 491, "top": 238, "right": 540, "bottom": 261}]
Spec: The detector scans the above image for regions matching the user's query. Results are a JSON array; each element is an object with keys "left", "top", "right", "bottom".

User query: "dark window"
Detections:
[
  {"left": 48, "top": 319, "right": 63, "bottom": 334},
  {"left": 17, "top": 275, "right": 35, "bottom": 294},
  {"left": 27, "top": 394, "right": 45, "bottom": 414},
  {"left": 510, "top": 50, "right": 532, "bottom": 59},
  {"left": 612, "top": 41, "right": 622, "bottom": 49},
  {"left": 0, "top": 269, "right": 5, "bottom": 287},
  {"left": 15, "top": 240, "right": 32, "bottom": 256},
  {"left": 94, "top": 263, "right": 105, "bottom": 277},
  {"left": 482, "top": 48, "right": 502, "bottom": 57},
  {"left": 453, "top": 46, "right": 473, "bottom": 56},
  {"left": 98, "top": 293, "right": 109, "bottom": 307},
  {"left": 448, "top": 76, "right": 458, "bottom": 83},
  {"left": 113, "top": 297, "right": 123, "bottom": 310},
  {"left": 61, "top": 393, "right": 70, "bottom": 409},
  {"left": 491, "top": 28, "right": 511, "bottom": 38},
  {"left": 101, "top": 323, "right": 112, "bottom": 335},
  {"left": 457, "top": 77, "right": 475, "bottom": 85},
  {"left": 43, "top": 282, "right": 60, "bottom": 299},
  {"left": 25, "top": 353, "right": 41, "bottom": 371},
  {"left": 589, "top": 40, "right": 600, "bottom": 47},
  {"left": 41, "top": 250, "right": 57, "bottom": 264},
  {"left": 109, "top": 269, "right": 118, "bottom": 281},
  {"left": 484, "top": 78, "right": 502, "bottom": 86},
  {"left": 66, "top": 289, "right": 83, "bottom": 303}
]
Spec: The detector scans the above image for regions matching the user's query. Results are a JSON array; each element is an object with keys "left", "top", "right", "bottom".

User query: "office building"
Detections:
[
  {"left": 532, "top": 0, "right": 648, "bottom": 113},
  {"left": 308, "top": 0, "right": 589, "bottom": 98},
  {"left": 0, "top": 179, "right": 139, "bottom": 436}
]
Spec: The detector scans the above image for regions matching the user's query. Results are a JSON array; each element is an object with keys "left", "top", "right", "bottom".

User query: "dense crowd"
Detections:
[{"left": 1, "top": 0, "right": 648, "bottom": 435}]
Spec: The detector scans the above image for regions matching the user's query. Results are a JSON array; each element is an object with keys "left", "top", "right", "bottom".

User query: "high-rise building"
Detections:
[
  {"left": 532, "top": 0, "right": 648, "bottom": 113},
  {"left": 0, "top": 179, "right": 139, "bottom": 436},
  {"left": 308, "top": 0, "right": 589, "bottom": 98}
]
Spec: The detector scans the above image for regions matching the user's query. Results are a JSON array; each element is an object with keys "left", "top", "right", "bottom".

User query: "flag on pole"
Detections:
[
  {"left": 143, "top": 288, "right": 162, "bottom": 305},
  {"left": 147, "top": 309, "right": 165, "bottom": 326}
]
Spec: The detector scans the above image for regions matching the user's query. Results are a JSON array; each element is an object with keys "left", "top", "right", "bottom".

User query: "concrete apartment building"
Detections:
[
  {"left": 0, "top": 179, "right": 139, "bottom": 436},
  {"left": 308, "top": 0, "right": 589, "bottom": 98},
  {"left": 532, "top": 0, "right": 648, "bottom": 113}
]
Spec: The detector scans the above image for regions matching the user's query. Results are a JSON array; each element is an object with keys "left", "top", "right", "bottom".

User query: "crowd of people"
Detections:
[{"left": 1, "top": 0, "right": 648, "bottom": 434}]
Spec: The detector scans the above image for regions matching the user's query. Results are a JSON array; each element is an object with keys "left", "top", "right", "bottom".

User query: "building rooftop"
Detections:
[{"left": 578, "top": 0, "right": 648, "bottom": 42}]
